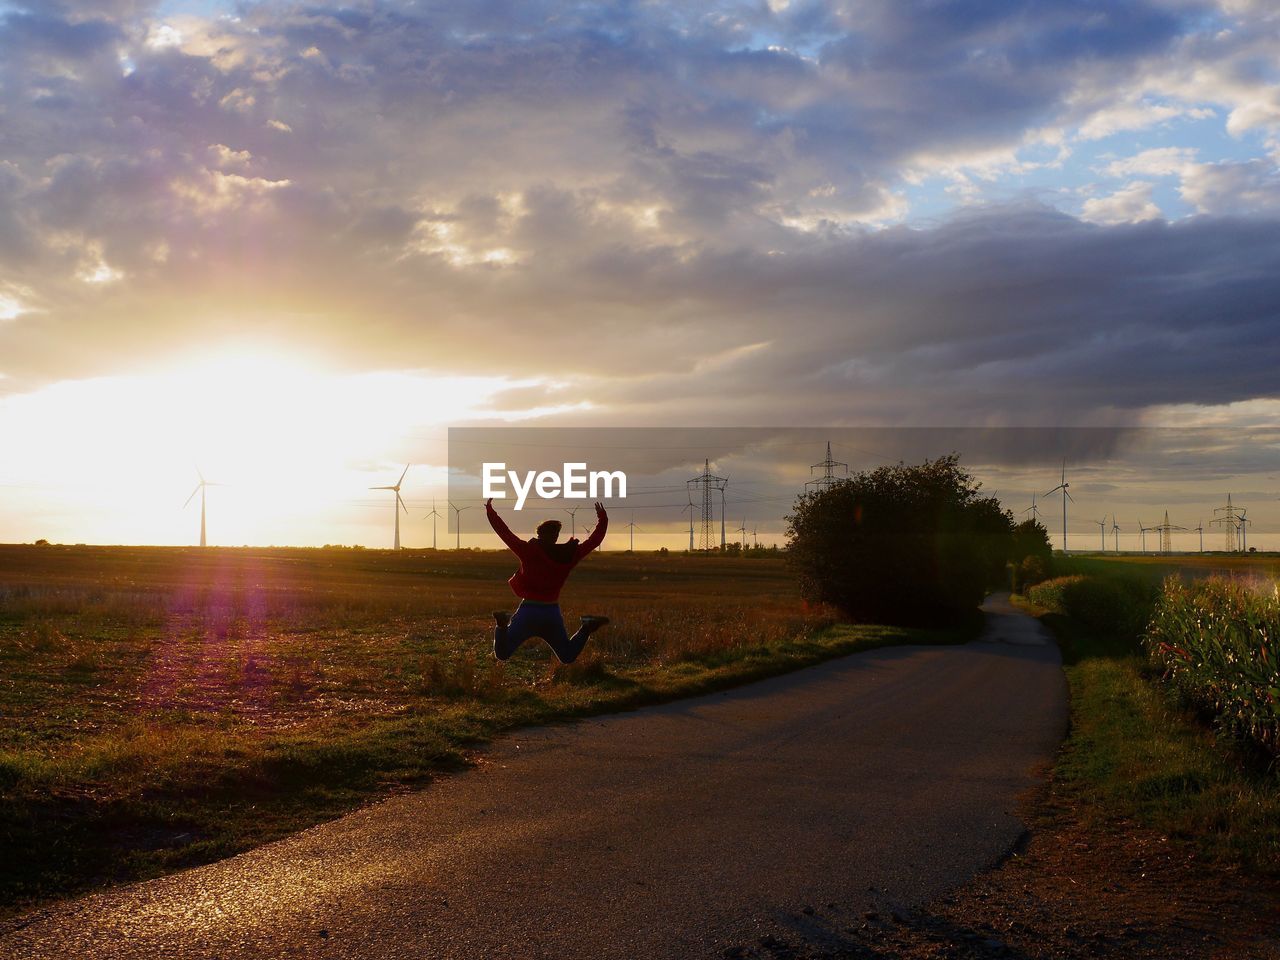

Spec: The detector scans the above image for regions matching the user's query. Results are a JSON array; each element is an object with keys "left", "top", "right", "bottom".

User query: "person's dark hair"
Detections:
[{"left": 534, "top": 518, "right": 579, "bottom": 563}]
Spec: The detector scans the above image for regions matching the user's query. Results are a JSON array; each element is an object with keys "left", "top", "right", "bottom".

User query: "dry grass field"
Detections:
[{"left": 0, "top": 543, "right": 972, "bottom": 915}]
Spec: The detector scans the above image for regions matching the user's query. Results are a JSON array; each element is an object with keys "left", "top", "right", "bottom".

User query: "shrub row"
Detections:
[{"left": 1026, "top": 574, "right": 1157, "bottom": 643}]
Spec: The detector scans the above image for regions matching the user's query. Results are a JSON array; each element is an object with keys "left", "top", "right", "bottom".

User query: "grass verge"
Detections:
[{"left": 1016, "top": 597, "right": 1280, "bottom": 874}]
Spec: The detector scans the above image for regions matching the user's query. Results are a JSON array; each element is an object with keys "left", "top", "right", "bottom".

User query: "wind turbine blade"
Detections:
[
  {"left": 1065, "top": 489, "right": 1075, "bottom": 502},
  {"left": 195, "top": 465, "right": 205, "bottom": 483},
  {"left": 183, "top": 485, "right": 200, "bottom": 508},
  {"left": 398, "top": 493, "right": 408, "bottom": 515},
  {"left": 398, "top": 463, "right": 411, "bottom": 486},
  {"left": 370, "top": 485, "right": 394, "bottom": 490}
]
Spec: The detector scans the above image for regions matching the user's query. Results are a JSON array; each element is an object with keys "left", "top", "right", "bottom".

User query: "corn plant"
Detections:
[{"left": 1145, "top": 576, "right": 1280, "bottom": 760}]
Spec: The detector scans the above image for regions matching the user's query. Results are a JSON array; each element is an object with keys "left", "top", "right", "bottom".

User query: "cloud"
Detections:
[
  {"left": 1179, "top": 158, "right": 1280, "bottom": 214},
  {"left": 0, "top": 0, "right": 1277, "bottom": 432},
  {"left": 1081, "top": 181, "right": 1164, "bottom": 223},
  {"left": 1076, "top": 99, "right": 1214, "bottom": 141},
  {"left": 1096, "top": 150, "right": 1280, "bottom": 216},
  {"left": 1102, "top": 146, "right": 1199, "bottom": 178}
]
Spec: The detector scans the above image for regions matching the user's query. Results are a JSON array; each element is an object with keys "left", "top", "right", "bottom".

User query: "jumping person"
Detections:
[{"left": 485, "top": 497, "right": 610, "bottom": 664}]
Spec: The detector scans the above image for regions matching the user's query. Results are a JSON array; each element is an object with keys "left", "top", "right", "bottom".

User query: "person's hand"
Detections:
[{"left": 595, "top": 500, "right": 607, "bottom": 519}]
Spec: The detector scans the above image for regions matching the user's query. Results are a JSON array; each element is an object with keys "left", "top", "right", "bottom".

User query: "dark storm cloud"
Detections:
[
  {"left": 534, "top": 206, "right": 1280, "bottom": 422},
  {"left": 808, "top": 0, "right": 1188, "bottom": 159},
  {"left": 0, "top": 0, "right": 1276, "bottom": 427},
  {"left": 0, "top": 11, "right": 122, "bottom": 59}
]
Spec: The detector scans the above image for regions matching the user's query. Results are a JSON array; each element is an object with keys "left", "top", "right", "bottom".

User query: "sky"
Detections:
[{"left": 0, "top": 0, "right": 1277, "bottom": 548}]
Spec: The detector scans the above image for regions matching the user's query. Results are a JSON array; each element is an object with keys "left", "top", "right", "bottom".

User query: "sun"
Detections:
[{"left": 0, "top": 343, "right": 539, "bottom": 546}]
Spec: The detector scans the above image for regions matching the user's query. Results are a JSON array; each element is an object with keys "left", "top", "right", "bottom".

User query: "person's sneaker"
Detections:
[
  {"left": 578, "top": 615, "right": 610, "bottom": 634},
  {"left": 492, "top": 611, "right": 517, "bottom": 661}
]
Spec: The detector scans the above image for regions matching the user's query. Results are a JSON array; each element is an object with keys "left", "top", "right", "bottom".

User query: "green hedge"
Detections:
[{"left": 1027, "top": 574, "right": 1157, "bottom": 642}]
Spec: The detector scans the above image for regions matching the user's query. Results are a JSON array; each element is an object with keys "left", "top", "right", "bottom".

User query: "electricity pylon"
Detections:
[
  {"left": 806, "top": 441, "right": 848, "bottom": 493},
  {"left": 1152, "top": 510, "right": 1187, "bottom": 555},
  {"left": 1211, "top": 494, "right": 1246, "bottom": 552},
  {"left": 687, "top": 459, "right": 728, "bottom": 551}
]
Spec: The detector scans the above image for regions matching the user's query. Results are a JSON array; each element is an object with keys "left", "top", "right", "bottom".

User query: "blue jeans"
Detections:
[{"left": 495, "top": 601, "right": 591, "bottom": 664}]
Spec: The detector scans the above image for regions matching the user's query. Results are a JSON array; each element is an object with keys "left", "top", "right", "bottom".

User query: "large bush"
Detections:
[
  {"left": 786, "top": 455, "right": 1012, "bottom": 625},
  {"left": 1027, "top": 574, "right": 1157, "bottom": 642},
  {"left": 1010, "top": 519, "right": 1053, "bottom": 589},
  {"left": 1145, "top": 576, "right": 1280, "bottom": 759}
]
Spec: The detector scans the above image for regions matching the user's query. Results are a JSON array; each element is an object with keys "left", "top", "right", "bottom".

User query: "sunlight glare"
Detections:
[{"left": 0, "top": 346, "right": 539, "bottom": 546}]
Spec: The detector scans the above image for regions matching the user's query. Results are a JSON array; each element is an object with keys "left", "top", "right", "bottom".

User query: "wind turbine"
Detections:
[
  {"left": 720, "top": 478, "right": 729, "bottom": 550},
  {"left": 563, "top": 506, "right": 581, "bottom": 538},
  {"left": 622, "top": 515, "right": 640, "bottom": 552},
  {"left": 183, "top": 467, "right": 224, "bottom": 548},
  {"left": 681, "top": 501, "right": 695, "bottom": 552},
  {"left": 1138, "top": 519, "right": 1150, "bottom": 554},
  {"left": 736, "top": 517, "right": 748, "bottom": 549},
  {"left": 1238, "top": 509, "right": 1251, "bottom": 552},
  {"left": 423, "top": 500, "right": 443, "bottom": 550},
  {"left": 449, "top": 501, "right": 472, "bottom": 550},
  {"left": 1095, "top": 517, "right": 1107, "bottom": 552},
  {"left": 1022, "top": 492, "right": 1041, "bottom": 523},
  {"left": 1194, "top": 519, "right": 1204, "bottom": 554},
  {"left": 1043, "top": 460, "right": 1073, "bottom": 553},
  {"left": 751, "top": 524, "right": 758, "bottom": 549},
  {"left": 370, "top": 463, "right": 410, "bottom": 550},
  {"left": 1111, "top": 515, "right": 1120, "bottom": 553}
]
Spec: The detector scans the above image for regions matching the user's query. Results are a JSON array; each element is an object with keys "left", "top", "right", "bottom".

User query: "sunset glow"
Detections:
[
  {"left": 0, "top": 0, "right": 1277, "bottom": 547},
  {"left": 0, "top": 346, "right": 565, "bottom": 546}
]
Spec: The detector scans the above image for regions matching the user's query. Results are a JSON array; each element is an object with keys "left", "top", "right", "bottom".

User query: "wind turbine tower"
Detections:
[
  {"left": 449, "top": 501, "right": 472, "bottom": 550},
  {"left": 423, "top": 500, "right": 443, "bottom": 550},
  {"left": 1111, "top": 515, "right": 1120, "bottom": 552},
  {"left": 183, "top": 467, "right": 224, "bottom": 548},
  {"left": 623, "top": 515, "right": 640, "bottom": 552},
  {"left": 1138, "top": 519, "right": 1150, "bottom": 554},
  {"left": 682, "top": 501, "right": 695, "bottom": 552},
  {"left": 736, "top": 517, "right": 748, "bottom": 549},
  {"left": 563, "top": 506, "right": 581, "bottom": 538},
  {"left": 1095, "top": 518, "right": 1107, "bottom": 552},
  {"left": 1194, "top": 519, "right": 1204, "bottom": 554},
  {"left": 1043, "top": 460, "right": 1073, "bottom": 553},
  {"left": 1022, "top": 493, "right": 1041, "bottom": 524},
  {"left": 370, "top": 464, "right": 411, "bottom": 550}
]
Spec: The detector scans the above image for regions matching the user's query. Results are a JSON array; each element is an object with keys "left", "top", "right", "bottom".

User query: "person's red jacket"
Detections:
[{"left": 486, "top": 502, "right": 608, "bottom": 602}]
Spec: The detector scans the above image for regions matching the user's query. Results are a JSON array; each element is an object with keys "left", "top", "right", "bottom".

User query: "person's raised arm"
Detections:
[
  {"left": 576, "top": 501, "right": 609, "bottom": 559},
  {"left": 486, "top": 498, "right": 526, "bottom": 554}
]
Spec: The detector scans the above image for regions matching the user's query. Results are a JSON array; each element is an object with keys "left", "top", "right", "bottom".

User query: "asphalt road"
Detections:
[{"left": 4, "top": 594, "right": 1067, "bottom": 959}]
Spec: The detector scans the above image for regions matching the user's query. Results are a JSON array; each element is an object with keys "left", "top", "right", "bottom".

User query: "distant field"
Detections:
[
  {"left": 1058, "top": 552, "right": 1280, "bottom": 584},
  {"left": 0, "top": 544, "right": 971, "bottom": 914}
]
